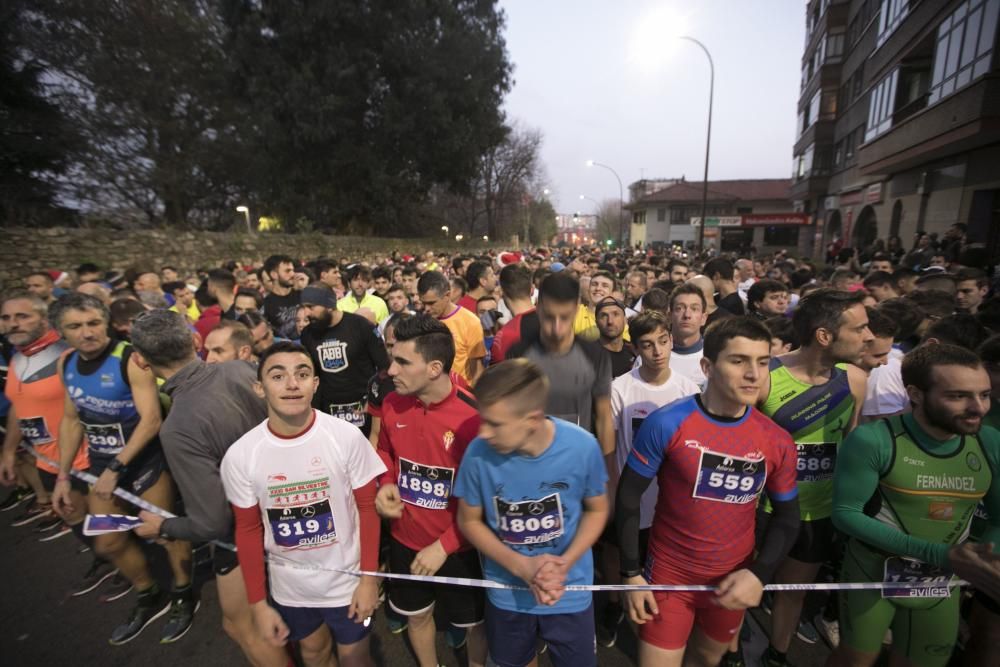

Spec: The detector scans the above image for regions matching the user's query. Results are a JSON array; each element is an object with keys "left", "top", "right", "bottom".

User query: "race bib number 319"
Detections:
[
  {"left": 494, "top": 493, "right": 564, "bottom": 546},
  {"left": 266, "top": 499, "right": 336, "bottom": 549},
  {"left": 692, "top": 450, "right": 767, "bottom": 504}
]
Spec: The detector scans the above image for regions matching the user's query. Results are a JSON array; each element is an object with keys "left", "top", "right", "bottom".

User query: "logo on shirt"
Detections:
[
  {"left": 443, "top": 431, "right": 454, "bottom": 450},
  {"left": 100, "top": 373, "right": 115, "bottom": 387},
  {"left": 68, "top": 385, "right": 84, "bottom": 399},
  {"left": 267, "top": 474, "right": 288, "bottom": 482},
  {"left": 967, "top": 452, "right": 983, "bottom": 472},
  {"left": 317, "top": 340, "right": 349, "bottom": 373}
]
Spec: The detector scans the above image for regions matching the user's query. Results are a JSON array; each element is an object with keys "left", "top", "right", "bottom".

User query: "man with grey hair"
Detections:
[
  {"left": 1, "top": 292, "right": 89, "bottom": 536},
  {"left": 128, "top": 309, "right": 285, "bottom": 666},
  {"left": 735, "top": 257, "right": 756, "bottom": 304}
]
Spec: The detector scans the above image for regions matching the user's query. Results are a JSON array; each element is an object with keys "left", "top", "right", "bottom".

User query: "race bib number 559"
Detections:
[
  {"left": 693, "top": 450, "right": 767, "bottom": 504},
  {"left": 494, "top": 493, "right": 564, "bottom": 546}
]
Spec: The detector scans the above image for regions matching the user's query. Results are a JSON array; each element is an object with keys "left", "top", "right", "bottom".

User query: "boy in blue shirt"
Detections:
[{"left": 455, "top": 358, "right": 609, "bottom": 667}]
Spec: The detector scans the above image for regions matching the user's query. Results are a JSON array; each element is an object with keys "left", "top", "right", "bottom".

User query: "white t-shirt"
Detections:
[
  {"left": 221, "top": 411, "right": 386, "bottom": 607},
  {"left": 862, "top": 356, "right": 907, "bottom": 417},
  {"left": 611, "top": 369, "right": 701, "bottom": 529},
  {"left": 668, "top": 344, "right": 706, "bottom": 388}
]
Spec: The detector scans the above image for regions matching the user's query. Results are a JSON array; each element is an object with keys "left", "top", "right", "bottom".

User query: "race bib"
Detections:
[
  {"left": 692, "top": 450, "right": 767, "bottom": 504},
  {"left": 398, "top": 458, "right": 454, "bottom": 510},
  {"left": 795, "top": 442, "right": 837, "bottom": 482},
  {"left": 18, "top": 416, "right": 53, "bottom": 445},
  {"left": 266, "top": 499, "right": 336, "bottom": 549},
  {"left": 329, "top": 401, "right": 366, "bottom": 427},
  {"left": 974, "top": 503, "right": 989, "bottom": 522},
  {"left": 494, "top": 493, "right": 564, "bottom": 546},
  {"left": 82, "top": 422, "right": 126, "bottom": 455},
  {"left": 882, "top": 556, "right": 952, "bottom": 599}
]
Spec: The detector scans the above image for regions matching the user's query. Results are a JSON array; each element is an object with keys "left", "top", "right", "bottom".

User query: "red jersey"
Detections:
[
  {"left": 376, "top": 383, "right": 480, "bottom": 553},
  {"left": 457, "top": 294, "right": 478, "bottom": 314},
  {"left": 627, "top": 395, "right": 797, "bottom": 578},
  {"left": 491, "top": 309, "right": 535, "bottom": 364}
]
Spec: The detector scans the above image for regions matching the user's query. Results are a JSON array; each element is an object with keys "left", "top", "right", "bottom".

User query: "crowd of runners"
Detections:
[{"left": 2, "top": 226, "right": 1000, "bottom": 667}]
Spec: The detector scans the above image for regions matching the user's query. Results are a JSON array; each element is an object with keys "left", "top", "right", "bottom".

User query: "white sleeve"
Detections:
[
  {"left": 220, "top": 443, "right": 257, "bottom": 509},
  {"left": 862, "top": 361, "right": 907, "bottom": 416},
  {"left": 610, "top": 381, "right": 626, "bottom": 453},
  {"left": 344, "top": 425, "right": 387, "bottom": 489}
]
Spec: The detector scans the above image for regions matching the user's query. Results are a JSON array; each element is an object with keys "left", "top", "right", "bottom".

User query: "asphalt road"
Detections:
[{"left": 0, "top": 488, "right": 832, "bottom": 666}]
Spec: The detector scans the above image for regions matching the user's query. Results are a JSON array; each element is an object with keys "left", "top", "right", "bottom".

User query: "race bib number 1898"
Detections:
[
  {"left": 494, "top": 493, "right": 564, "bottom": 546},
  {"left": 398, "top": 458, "right": 454, "bottom": 510},
  {"left": 692, "top": 450, "right": 767, "bottom": 504}
]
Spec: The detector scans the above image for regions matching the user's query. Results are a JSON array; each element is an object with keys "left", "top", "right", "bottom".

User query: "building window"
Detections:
[
  {"left": 764, "top": 226, "right": 801, "bottom": 246},
  {"left": 865, "top": 69, "right": 899, "bottom": 141},
  {"left": 826, "top": 31, "right": 845, "bottom": 60},
  {"left": 670, "top": 207, "right": 686, "bottom": 224},
  {"left": 929, "top": 0, "right": 999, "bottom": 104},
  {"left": 796, "top": 144, "right": 815, "bottom": 179},
  {"left": 809, "top": 90, "right": 821, "bottom": 127},
  {"left": 878, "top": 0, "right": 910, "bottom": 48},
  {"left": 656, "top": 207, "right": 666, "bottom": 222},
  {"left": 632, "top": 211, "right": 646, "bottom": 225},
  {"left": 736, "top": 206, "right": 753, "bottom": 214}
]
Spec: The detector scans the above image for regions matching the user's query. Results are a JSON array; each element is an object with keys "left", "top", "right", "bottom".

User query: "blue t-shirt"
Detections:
[{"left": 453, "top": 417, "right": 607, "bottom": 614}]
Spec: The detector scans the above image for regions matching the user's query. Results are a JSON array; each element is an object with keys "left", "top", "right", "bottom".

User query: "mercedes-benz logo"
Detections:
[
  {"left": 301, "top": 506, "right": 316, "bottom": 518},
  {"left": 426, "top": 468, "right": 439, "bottom": 481},
  {"left": 743, "top": 462, "right": 758, "bottom": 474},
  {"left": 528, "top": 502, "right": 545, "bottom": 515}
]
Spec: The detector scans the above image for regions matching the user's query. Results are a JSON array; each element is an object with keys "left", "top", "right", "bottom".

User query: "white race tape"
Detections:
[{"left": 21, "top": 445, "right": 972, "bottom": 594}]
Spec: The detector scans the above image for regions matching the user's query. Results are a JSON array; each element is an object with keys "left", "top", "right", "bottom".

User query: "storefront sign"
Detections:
[
  {"left": 866, "top": 182, "right": 883, "bottom": 203},
  {"left": 741, "top": 213, "right": 811, "bottom": 226},
  {"left": 689, "top": 216, "right": 743, "bottom": 227}
]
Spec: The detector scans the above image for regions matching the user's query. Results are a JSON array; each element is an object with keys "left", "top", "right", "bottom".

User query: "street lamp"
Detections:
[
  {"left": 441, "top": 225, "right": 449, "bottom": 237},
  {"left": 677, "top": 36, "right": 714, "bottom": 255},
  {"left": 455, "top": 234, "right": 464, "bottom": 242},
  {"left": 235, "top": 205, "right": 251, "bottom": 234},
  {"left": 483, "top": 235, "right": 489, "bottom": 242},
  {"left": 586, "top": 160, "right": 624, "bottom": 247}
]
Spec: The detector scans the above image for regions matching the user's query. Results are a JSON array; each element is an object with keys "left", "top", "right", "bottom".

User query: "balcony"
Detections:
[
  {"left": 790, "top": 171, "right": 831, "bottom": 200},
  {"left": 803, "top": 1, "right": 851, "bottom": 55},
  {"left": 858, "top": 76, "right": 1000, "bottom": 175},
  {"left": 795, "top": 118, "right": 837, "bottom": 155}
]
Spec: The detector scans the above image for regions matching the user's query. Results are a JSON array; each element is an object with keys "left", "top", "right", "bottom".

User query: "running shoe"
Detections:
[
  {"left": 762, "top": 646, "right": 794, "bottom": 667},
  {"left": 101, "top": 573, "right": 134, "bottom": 603},
  {"left": 814, "top": 612, "right": 840, "bottom": 648},
  {"left": 109, "top": 587, "right": 170, "bottom": 645},
  {"left": 0, "top": 486, "right": 35, "bottom": 512},
  {"left": 11, "top": 502, "right": 53, "bottom": 527},
  {"left": 385, "top": 606, "right": 408, "bottom": 634},
  {"left": 73, "top": 560, "right": 119, "bottom": 597},
  {"left": 159, "top": 593, "right": 200, "bottom": 643},
  {"left": 445, "top": 624, "right": 467, "bottom": 650},
  {"left": 596, "top": 602, "right": 625, "bottom": 648},
  {"left": 795, "top": 618, "right": 820, "bottom": 645},
  {"left": 38, "top": 522, "right": 72, "bottom": 541},
  {"left": 721, "top": 649, "right": 746, "bottom": 667}
]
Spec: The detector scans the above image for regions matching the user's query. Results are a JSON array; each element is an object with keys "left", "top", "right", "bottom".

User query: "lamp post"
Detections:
[
  {"left": 235, "top": 205, "right": 251, "bottom": 234},
  {"left": 586, "top": 160, "right": 624, "bottom": 247},
  {"left": 678, "top": 36, "right": 714, "bottom": 255},
  {"left": 441, "top": 225, "right": 449, "bottom": 237}
]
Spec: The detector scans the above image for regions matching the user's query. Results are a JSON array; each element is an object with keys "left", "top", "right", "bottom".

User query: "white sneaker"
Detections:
[{"left": 813, "top": 613, "right": 840, "bottom": 648}]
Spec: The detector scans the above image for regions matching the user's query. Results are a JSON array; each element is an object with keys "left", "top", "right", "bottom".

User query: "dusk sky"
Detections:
[{"left": 500, "top": 0, "right": 807, "bottom": 215}]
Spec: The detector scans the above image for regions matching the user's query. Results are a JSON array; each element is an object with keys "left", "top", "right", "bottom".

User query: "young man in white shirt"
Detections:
[
  {"left": 667, "top": 283, "right": 709, "bottom": 388},
  {"left": 598, "top": 310, "right": 700, "bottom": 647},
  {"left": 221, "top": 341, "right": 385, "bottom": 667}
]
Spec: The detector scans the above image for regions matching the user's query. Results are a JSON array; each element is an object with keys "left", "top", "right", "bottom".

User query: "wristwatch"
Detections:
[
  {"left": 107, "top": 458, "right": 128, "bottom": 475},
  {"left": 158, "top": 522, "right": 174, "bottom": 542}
]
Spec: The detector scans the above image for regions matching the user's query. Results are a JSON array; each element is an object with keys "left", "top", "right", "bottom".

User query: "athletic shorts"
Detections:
[
  {"left": 484, "top": 599, "right": 595, "bottom": 667},
  {"left": 838, "top": 541, "right": 959, "bottom": 666},
  {"left": 90, "top": 449, "right": 167, "bottom": 498},
  {"left": 213, "top": 544, "right": 240, "bottom": 576},
  {"left": 271, "top": 600, "right": 371, "bottom": 644},
  {"left": 38, "top": 468, "right": 90, "bottom": 495},
  {"left": 756, "top": 509, "right": 838, "bottom": 564},
  {"left": 387, "top": 537, "right": 484, "bottom": 627},
  {"left": 640, "top": 559, "right": 746, "bottom": 651}
]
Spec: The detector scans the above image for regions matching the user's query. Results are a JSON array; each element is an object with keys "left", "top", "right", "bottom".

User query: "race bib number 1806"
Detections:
[
  {"left": 494, "top": 493, "right": 564, "bottom": 546},
  {"left": 692, "top": 450, "right": 767, "bottom": 504}
]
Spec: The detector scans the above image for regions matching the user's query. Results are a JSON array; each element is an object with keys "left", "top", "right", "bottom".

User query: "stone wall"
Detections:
[{"left": 0, "top": 227, "right": 499, "bottom": 290}]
